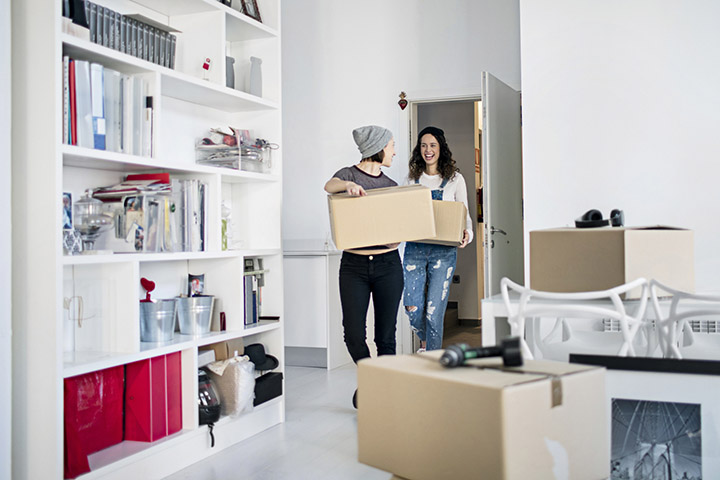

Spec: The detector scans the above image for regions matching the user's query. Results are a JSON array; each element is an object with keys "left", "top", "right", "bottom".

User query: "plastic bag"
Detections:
[{"left": 207, "top": 355, "right": 256, "bottom": 417}]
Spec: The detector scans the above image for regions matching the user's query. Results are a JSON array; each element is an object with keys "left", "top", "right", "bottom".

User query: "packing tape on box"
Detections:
[
  {"left": 473, "top": 365, "right": 564, "bottom": 408},
  {"left": 417, "top": 355, "right": 564, "bottom": 407}
]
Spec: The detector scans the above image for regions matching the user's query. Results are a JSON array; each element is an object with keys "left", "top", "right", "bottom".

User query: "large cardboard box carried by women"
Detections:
[
  {"left": 416, "top": 200, "right": 467, "bottom": 246},
  {"left": 358, "top": 353, "right": 608, "bottom": 480},
  {"left": 530, "top": 226, "right": 694, "bottom": 298},
  {"left": 327, "top": 185, "right": 435, "bottom": 250}
]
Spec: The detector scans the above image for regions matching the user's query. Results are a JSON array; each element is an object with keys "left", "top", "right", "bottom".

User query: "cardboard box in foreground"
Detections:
[
  {"left": 358, "top": 353, "right": 608, "bottom": 480},
  {"left": 415, "top": 200, "right": 467, "bottom": 246},
  {"left": 530, "top": 226, "right": 694, "bottom": 298},
  {"left": 327, "top": 185, "right": 435, "bottom": 250}
]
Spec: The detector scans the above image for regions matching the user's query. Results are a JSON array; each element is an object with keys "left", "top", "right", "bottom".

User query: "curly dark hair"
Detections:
[{"left": 408, "top": 126, "right": 458, "bottom": 181}]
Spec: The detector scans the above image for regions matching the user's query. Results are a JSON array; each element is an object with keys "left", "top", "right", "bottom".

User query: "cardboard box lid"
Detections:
[
  {"left": 531, "top": 225, "right": 691, "bottom": 234},
  {"left": 362, "top": 352, "right": 600, "bottom": 391},
  {"left": 199, "top": 338, "right": 245, "bottom": 361},
  {"left": 328, "top": 183, "right": 428, "bottom": 199}
]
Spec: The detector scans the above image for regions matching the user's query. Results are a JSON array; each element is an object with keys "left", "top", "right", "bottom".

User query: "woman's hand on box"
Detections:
[
  {"left": 346, "top": 182, "right": 366, "bottom": 196},
  {"left": 459, "top": 230, "right": 470, "bottom": 248}
]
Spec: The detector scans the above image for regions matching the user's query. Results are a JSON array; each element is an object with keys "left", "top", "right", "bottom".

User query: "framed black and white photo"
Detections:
[
  {"left": 571, "top": 354, "right": 720, "bottom": 478},
  {"left": 241, "top": 0, "right": 262, "bottom": 22}
]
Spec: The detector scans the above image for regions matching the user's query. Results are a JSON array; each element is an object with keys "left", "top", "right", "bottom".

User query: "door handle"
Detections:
[{"left": 490, "top": 226, "right": 507, "bottom": 236}]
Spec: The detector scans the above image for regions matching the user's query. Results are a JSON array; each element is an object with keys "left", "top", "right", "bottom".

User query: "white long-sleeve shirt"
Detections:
[{"left": 404, "top": 172, "right": 474, "bottom": 244}]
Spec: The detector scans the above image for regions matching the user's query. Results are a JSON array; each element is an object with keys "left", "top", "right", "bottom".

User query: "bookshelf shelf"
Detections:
[
  {"left": 62, "top": 144, "right": 280, "bottom": 182},
  {"left": 62, "top": 34, "right": 279, "bottom": 112},
  {"left": 62, "top": 248, "right": 281, "bottom": 265},
  {"left": 223, "top": 5, "right": 279, "bottom": 41},
  {"left": 63, "top": 321, "right": 281, "bottom": 378},
  {"left": 82, "top": 397, "right": 282, "bottom": 480},
  {"left": 13, "top": 0, "right": 284, "bottom": 478},
  {"left": 131, "top": 0, "right": 280, "bottom": 39},
  {"left": 161, "top": 68, "right": 279, "bottom": 112}
]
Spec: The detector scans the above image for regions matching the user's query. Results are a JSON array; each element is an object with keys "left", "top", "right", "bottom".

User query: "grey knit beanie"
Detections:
[{"left": 352, "top": 125, "right": 393, "bottom": 159}]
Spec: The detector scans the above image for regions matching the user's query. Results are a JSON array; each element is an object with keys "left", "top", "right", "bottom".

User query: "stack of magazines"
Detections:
[{"left": 92, "top": 173, "right": 171, "bottom": 202}]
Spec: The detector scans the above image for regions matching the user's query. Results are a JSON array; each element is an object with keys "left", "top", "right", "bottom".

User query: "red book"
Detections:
[{"left": 69, "top": 58, "right": 77, "bottom": 145}]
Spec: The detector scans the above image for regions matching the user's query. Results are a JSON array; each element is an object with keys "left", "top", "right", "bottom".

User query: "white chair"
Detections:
[
  {"left": 500, "top": 277, "right": 650, "bottom": 361},
  {"left": 650, "top": 279, "right": 720, "bottom": 360}
]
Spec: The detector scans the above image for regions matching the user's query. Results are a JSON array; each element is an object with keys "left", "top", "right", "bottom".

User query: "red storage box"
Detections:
[
  {"left": 125, "top": 353, "right": 183, "bottom": 442},
  {"left": 64, "top": 365, "right": 124, "bottom": 479},
  {"left": 166, "top": 351, "right": 183, "bottom": 435}
]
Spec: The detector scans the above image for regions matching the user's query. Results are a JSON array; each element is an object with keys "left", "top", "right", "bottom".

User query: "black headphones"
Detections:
[{"left": 575, "top": 209, "right": 624, "bottom": 228}]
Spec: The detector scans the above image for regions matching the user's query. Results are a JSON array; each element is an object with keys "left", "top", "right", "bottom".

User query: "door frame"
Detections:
[{"left": 397, "top": 91, "right": 483, "bottom": 354}]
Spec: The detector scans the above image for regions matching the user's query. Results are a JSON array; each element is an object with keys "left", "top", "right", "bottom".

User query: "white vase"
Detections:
[{"left": 249, "top": 56, "right": 262, "bottom": 97}]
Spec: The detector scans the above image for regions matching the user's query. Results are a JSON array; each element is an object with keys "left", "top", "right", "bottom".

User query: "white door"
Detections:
[{"left": 482, "top": 72, "right": 524, "bottom": 296}]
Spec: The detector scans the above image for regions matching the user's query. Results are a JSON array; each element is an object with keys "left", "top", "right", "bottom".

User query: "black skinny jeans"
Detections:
[{"left": 339, "top": 250, "right": 404, "bottom": 363}]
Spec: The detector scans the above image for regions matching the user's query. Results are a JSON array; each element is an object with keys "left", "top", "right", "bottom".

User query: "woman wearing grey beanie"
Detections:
[{"left": 324, "top": 125, "right": 404, "bottom": 409}]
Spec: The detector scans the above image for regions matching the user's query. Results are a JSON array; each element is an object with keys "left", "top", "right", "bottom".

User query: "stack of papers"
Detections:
[{"left": 93, "top": 173, "right": 171, "bottom": 201}]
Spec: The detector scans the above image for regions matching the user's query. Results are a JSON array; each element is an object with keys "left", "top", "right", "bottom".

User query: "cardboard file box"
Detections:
[
  {"left": 200, "top": 337, "right": 245, "bottom": 362},
  {"left": 358, "top": 353, "right": 608, "bottom": 480},
  {"left": 530, "top": 226, "right": 694, "bottom": 298},
  {"left": 416, "top": 200, "right": 467, "bottom": 246},
  {"left": 165, "top": 352, "right": 183, "bottom": 435},
  {"left": 125, "top": 352, "right": 183, "bottom": 442},
  {"left": 328, "top": 185, "right": 435, "bottom": 250}
]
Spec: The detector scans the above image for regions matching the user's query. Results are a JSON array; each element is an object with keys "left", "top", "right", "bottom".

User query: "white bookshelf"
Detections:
[{"left": 11, "top": 0, "right": 283, "bottom": 478}]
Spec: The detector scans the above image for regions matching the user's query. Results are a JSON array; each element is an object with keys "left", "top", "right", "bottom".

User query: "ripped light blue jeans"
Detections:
[{"left": 403, "top": 242, "right": 457, "bottom": 351}]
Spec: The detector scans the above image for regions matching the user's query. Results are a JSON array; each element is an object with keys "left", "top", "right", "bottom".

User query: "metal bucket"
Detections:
[
  {"left": 176, "top": 295, "right": 215, "bottom": 335},
  {"left": 140, "top": 299, "right": 177, "bottom": 342}
]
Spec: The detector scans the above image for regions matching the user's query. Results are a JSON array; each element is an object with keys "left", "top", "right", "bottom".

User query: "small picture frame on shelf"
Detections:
[
  {"left": 63, "top": 192, "right": 73, "bottom": 230},
  {"left": 241, "top": 0, "right": 262, "bottom": 22}
]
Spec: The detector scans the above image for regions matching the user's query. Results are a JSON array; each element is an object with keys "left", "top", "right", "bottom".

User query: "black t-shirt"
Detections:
[{"left": 332, "top": 165, "right": 397, "bottom": 190}]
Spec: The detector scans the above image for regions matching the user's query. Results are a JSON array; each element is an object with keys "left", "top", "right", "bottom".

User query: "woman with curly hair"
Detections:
[{"left": 403, "top": 126, "right": 473, "bottom": 352}]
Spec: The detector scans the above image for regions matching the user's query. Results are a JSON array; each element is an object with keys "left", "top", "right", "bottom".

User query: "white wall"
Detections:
[
  {"left": 281, "top": 0, "right": 520, "bottom": 244},
  {"left": 1, "top": 0, "right": 10, "bottom": 475},
  {"left": 520, "top": 0, "right": 720, "bottom": 292}
]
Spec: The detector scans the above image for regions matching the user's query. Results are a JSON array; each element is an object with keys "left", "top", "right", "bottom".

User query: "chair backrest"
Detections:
[
  {"left": 650, "top": 279, "right": 720, "bottom": 359},
  {"left": 500, "top": 277, "right": 649, "bottom": 360}
]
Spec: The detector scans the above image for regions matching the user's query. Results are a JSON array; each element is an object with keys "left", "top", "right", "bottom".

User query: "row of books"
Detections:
[
  {"left": 84, "top": 1, "right": 177, "bottom": 69},
  {"left": 98, "top": 175, "right": 207, "bottom": 253},
  {"left": 63, "top": 56, "right": 153, "bottom": 156}
]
